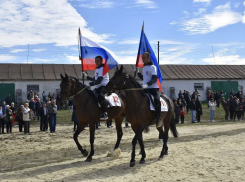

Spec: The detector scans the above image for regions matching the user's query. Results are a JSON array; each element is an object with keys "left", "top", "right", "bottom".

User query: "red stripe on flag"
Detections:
[
  {"left": 103, "top": 62, "right": 110, "bottom": 76},
  {"left": 81, "top": 58, "right": 106, "bottom": 71},
  {"left": 136, "top": 55, "right": 144, "bottom": 67},
  {"left": 157, "top": 79, "right": 161, "bottom": 92}
]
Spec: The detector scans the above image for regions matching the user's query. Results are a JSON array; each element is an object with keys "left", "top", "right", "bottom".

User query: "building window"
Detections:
[
  {"left": 27, "top": 85, "right": 39, "bottom": 93},
  {"left": 194, "top": 83, "right": 204, "bottom": 90}
]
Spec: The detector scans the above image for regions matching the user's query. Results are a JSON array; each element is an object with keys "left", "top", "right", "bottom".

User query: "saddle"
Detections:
[
  {"left": 93, "top": 92, "right": 122, "bottom": 108},
  {"left": 144, "top": 91, "right": 168, "bottom": 112}
]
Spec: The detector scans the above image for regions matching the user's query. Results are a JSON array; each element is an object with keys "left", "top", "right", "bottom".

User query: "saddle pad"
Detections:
[
  {"left": 146, "top": 95, "right": 168, "bottom": 112},
  {"left": 97, "top": 93, "right": 122, "bottom": 107}
]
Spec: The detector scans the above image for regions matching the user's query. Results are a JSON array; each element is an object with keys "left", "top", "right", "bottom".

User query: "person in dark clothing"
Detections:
[
  {"left": 39, "top": 102, "right": 48, "bottom": 131},
  {"left": 35, "top": 99, "right": 42, "bottom": 121},
  {"left": 242, "top": 98, "right": 245, "bottom": 119},
  {"left": 107, "top": 120, "right": 113, "bottom": 128},
  {"left": 71, "top": 103, "right": 79, "bottom": 131},
  {"left": 17, "top": 105, "right": 24, "bottom": 132},
  {"left": 178, "top": 90, "right": 182, "bottom": 99},
  {"left": 237, "top": 91, "right": 242, "bottom": 101},
  {"left": 5, "top": 94, "right": 12, "bottom": 106},
  {"left": 215, "top": 91, "right": 220, "bottom": 108},
  {"left": 56, "top": 94, "right": 61, "bottom": 110},
  {"left": 0, "top": 105, "right": 5, "bottom": 134},
  {"left": 195, "top": 97, "right": 202, "bottom": 122},
  {"left": 184, "top": 91, "right": 190, "bottom": 113},
  {"left": 173, "top": 99, "right": 180, "bottom": 124},
  {"left": 221, "top": 97, "right": 229, "bottom": 121},
  {"left": 29, "top": 98, "right": 36, "bottom": 114},
  {"left": 6, "top": 105, "right": 13, "bottom": 133},
  {"left": 229, "top": 96, "right": 234, "bottom": 121},
  {"left": 27, "top": 90, "right": 33, "bottom": 101},
  {"left": 233, "top": 96, "right": 239, "bottom": 121},
  {"left": 238, "top": 101, "right": 243, "bottom": 120},
  {"left": 189, "top": 98, "right": 196, "bottom": 123},
  {"left": 181, "top": 95, "right": 186, "bottom": 107}
]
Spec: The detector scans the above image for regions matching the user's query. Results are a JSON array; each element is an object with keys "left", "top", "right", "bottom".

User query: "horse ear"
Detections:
[
  {"left": 60, "top": 73, "right": 64, "bottom": 80},
  {"left": 65, "top": 73, "right": 68, "bottom": 79},
  {"left": 119, "top": 65, "right": 123, "bottom": 72}
]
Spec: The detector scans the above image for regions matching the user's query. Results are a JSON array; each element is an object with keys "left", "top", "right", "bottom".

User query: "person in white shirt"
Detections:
[
  {"left": 83, "top": 56, "right": 109, "bottom": 120},
  {"left": 136, "top": 52, "right": 162, "bottom": 128}
]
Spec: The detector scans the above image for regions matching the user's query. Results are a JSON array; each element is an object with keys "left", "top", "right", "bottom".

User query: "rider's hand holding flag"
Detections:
[{"left": 142, "top": 84, "right": 148, "bottom": 89}]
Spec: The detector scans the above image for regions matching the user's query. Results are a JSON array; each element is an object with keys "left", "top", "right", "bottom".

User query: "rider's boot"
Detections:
[{"left": 100, "top": 112, "right": 108, "bottom": 120}]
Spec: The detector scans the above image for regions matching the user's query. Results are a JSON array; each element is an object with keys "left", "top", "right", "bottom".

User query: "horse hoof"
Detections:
[
  {"left": 139, "top": 160, "right": 145, "bottom": 164},
  {"left": 83, "top": 150, "right": 88, "bottom": 157},
  {"left": 85, "top": 157, "right": 92, "bottom": 162},
  {"left": 130, "top": 161, "right": 135, "bottom": 167},
  {"left": 159, "top": 155, "right": 164, "bottom": 159}
]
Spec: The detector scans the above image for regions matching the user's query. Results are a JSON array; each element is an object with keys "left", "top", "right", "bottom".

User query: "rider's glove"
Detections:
[
  {"left": 142, "top": 84, "right": 148, "bottom": 89},
  {"left": 82, "top": 72, "right": 87, "bottom": 78}
]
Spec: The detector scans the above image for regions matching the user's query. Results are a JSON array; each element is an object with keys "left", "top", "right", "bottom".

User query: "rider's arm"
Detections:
[
  {"left": 147, "top": 75, "right": 157, "bottom": 86},
  {"left": 146, "top": 66, "right": 158, "bottom": 86},
  {"left": 137, "top": 72, "right": 143, "bottom": 80},
  {"left": 87, "top": 76, "right": 94, "bottom": 81},
  {"left": 89, "top": 77, "right": 103, "bottom": 86}
]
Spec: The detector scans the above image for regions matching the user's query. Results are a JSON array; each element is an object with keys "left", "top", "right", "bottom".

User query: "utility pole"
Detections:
[
  {"left": 212, "top": 45, "right": 215, "bottom": 65},
  {"left": 27, "top": 44, "right": 29, "bottom": 64},
  {"left": 157, "top": 41, "right": 160, "bottom": 65}
]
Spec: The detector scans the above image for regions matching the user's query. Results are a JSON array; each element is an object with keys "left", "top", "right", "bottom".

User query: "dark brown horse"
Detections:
[
  {"left": 59, "top": 74, "right": 127, "bottom": 162},
  {"left": 102, "top": 65, "right": 178, "bottom": 167}
]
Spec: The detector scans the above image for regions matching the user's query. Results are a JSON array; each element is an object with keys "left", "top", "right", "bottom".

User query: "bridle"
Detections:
[{"left": 60, "top": 78, "right": 89, "bottom": 101}]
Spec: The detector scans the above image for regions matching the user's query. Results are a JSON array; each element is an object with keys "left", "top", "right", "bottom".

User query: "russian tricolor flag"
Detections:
[
  {"left": 78, "top": 29, "right": 118, "bottom": 75},
  {"left": 136, "top": 23, "right": 163, "bottom": 90}
]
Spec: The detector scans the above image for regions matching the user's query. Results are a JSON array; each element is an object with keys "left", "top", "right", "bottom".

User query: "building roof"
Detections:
[{"left": 0, "top": 63, "right": 245, "bottom": 80}]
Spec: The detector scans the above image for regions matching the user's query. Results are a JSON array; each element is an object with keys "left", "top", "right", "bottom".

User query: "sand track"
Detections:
[{"left": 1, "top": 123, "right": 245, "bottom": 181}]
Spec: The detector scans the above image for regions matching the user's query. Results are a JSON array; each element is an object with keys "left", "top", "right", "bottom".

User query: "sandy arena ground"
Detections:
[{"left": 1, "top": 122, "right": 245, "bottom": 182}]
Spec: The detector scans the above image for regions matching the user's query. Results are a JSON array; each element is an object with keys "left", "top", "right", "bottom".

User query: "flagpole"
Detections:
[
  {"left": 78, "top": 27, "right": 84, "bottom": 84},
  {"left": 134, "top": 21, "right": 144, "bottom": 78}
]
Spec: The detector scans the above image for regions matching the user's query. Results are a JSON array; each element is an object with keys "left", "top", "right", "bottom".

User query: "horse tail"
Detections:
[
  {"left": 144, "top": 126, "right": 150, "bottom": 133},
  {"left": 170, "top": 116, "right": 178, "bottom": 138},
  {"left": 161, "top": 93, "right": 178, "bottom": 138}
]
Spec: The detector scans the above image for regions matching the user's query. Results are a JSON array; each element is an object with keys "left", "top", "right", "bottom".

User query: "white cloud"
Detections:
[
  {"left": 118, "top": 39, "right": 139, "bottom": 45},
  {"left": 10, "top": 49, "right": 27, "bottom": 53},
  {"left": 202, "top": 54, "right": 245, "bottom": 65},
  {"left": 244, "top": 1, "right": 245, "bottom": 6},
  {"left": 0, "top": 0, "right": 113, "bottom": 48},
  {"left": 0, "top": 54, "right": 16, "bottom": 61},
  {"left": 181, "top": 3, "right": 243, "bottom": 34},
  {"left": 234, "top": 3, "right": 240, "bottom": 8},
  {"left": 169, "top": 21, "right": 177, "bottom": 25},
  {"left": 243, "top": 11, "right": 245, "bottom": 23},
  {"left": 32, "top": 49, "right": 46, "bottom": 52},
  {"left": 66, "top": 55, "right": 81, "bottom": 64},
  {"left": 79, "top": 0, "right": 114, "bottom": 8},
  {"left": 194, "top": 8, "right": 207, "bottom": 16},
  {"left": 119, "top": 38, "right": 185, "bottom": 45},
  {"left": 132, "top": 0, "right": 157, "bottom": 9}
]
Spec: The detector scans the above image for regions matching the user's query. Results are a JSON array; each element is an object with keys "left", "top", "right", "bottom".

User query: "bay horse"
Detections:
[
  {"left": 59, "top": 73, "right": 127, "bottom": 162},
  {"left": 102, "top": 65, "right": 178, "bottom": 167}
]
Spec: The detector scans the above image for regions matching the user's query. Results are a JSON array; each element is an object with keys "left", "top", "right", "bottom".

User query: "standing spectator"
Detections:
[
  {"left": 180, "top": 101, "right": 185, "bottom": 124},
  {"left": 233, "top": 96, "right": 239, "bottom": 121},
  {"left": 42, "top": 91, "right": 46, "bottom": 102},
  {"left": 29, "top": 98, "right": 36, "bottom": 119},
  {"left": 230, "top": 89, "right": 234, "bottom": 96},
  {"left": 238, "top": 100, "right": 243, "bottom": 120},
  {"left": 189, "top": 98, "right": 196, "bottom": 123},
  {"left": 17, "top": 105, "right": 24, "bottom": 132},
  {"left": 209, "top": 98, "right": 216, "bottom": 122},
  {"left": 237, "top": 91, "right": 242, "bottom": 101},
  {"left": 242, "top": 98, "right": 245, "bottom": 120},
  {"left": 39, "top": 102, "right": 48, "bottom": 131},
  {"left": 221, "top": 97, "right": 229, "bottom": 121},
  {"left": 215, "top": 91, "right": 220, "bottom": 108},
  {"left": 125, "top": 116, "right": 130, "bottom": 128},
  {"left": 27, "top": 90, "right": 33, "bottom": 101},
  {"left": 23, "top": 103, "right": 31, "bottom": 134},
  {"left": 2, "top": 101, "right": 7, "bottom": 113},
  {"left": 68, "top": 99, "right": 73, "bottom": 113},
  {"left": 6, "top": 105, "right": 13, "bottom": 133},
  {"left": 107, "top": 120, "right": 113, "bottom": 128},
  {"left": 220, "top": 90, "right": 226, "bottom": 99},
  {"left": 184, "top": 91, "right": 190, "bottom": 113},
  {"left": 10, "top": 102, "right": 16, "bottom": 126},
  {"left": 180, "top": 95, "right": 186, "bottom": 108},
  {"left": 0, "top": 105, "right": 4, "bottom": 134},
  {"left": 48, "top": 100, "right": 57, "bottom": 133},
  {"left": 178, "top": 90, "right": 182, "bottom": 99},
  {"left": 48, "top": 92, "right": 52, "bottom": 101},
  {"left": 195, "top": 97, "right": 202, "bottom": 123},
  {"left": 173, "top": 99, "right": 180, "bottom": 124},
  {"left": 56, "top": 93, "right": 61, "bottom": 110},
  {"left": 35, "top": 98, "right": 42, "bottom": 121},
  {"left": 229, "top": 95, "right": 234, "bottom": 121},
  {"left": 207, "top": 90, "right": 211, "bottom": 107},
  {"left": 5, "top": 94, "right": 12, "bottom": 106}
]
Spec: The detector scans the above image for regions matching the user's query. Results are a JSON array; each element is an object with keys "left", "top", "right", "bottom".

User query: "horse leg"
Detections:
[
  {"left": 138, "top": 133, "right": 146, "bottom": 164},
  {"left": 85, "top": 123, "right": 95, "bottom": 162},
  {"left": 130, "top": 127, "right": 143, "bottom": 167},
  {"left": 73, "top": 123, "right": 88, "bottom": 157},
  {"left": 158, "top": 118, "right": 170, "bottom": 159},
  {"left": 114, "top": 117, "right": 123, "bottom": 150}
]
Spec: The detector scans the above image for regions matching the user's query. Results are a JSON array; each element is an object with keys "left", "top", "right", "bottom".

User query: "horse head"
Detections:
[
  {"left": 59, "top": 73, "right": 75, "bottom": 106},
  {"left": 102, "top": 65, "right": 127, "bottom": 95}
]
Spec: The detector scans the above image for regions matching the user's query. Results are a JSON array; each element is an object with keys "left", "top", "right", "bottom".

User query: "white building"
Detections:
[{"left": 0, "top": 64, "right": 244, "bottom": 104}]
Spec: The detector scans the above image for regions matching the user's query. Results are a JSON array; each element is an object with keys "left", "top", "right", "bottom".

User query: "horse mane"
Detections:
[
  {"left": 127, "top": 74, "right": 145, "bottom": 96},
  {"left": 69, "top": 76, "right": 87, "bottom": 88}
]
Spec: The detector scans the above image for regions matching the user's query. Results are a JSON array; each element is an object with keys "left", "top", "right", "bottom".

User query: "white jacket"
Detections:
[
  {"left": 23, "top": 107, "right": 30, "bottom": 121},
  {"left": 209, "top": 101, "right": 216, "bottom": 111}
]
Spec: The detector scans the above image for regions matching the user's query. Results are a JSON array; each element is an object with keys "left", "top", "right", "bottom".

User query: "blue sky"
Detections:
[{"left": 0, "top": 0, "right": 245, "bottom": 65}]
